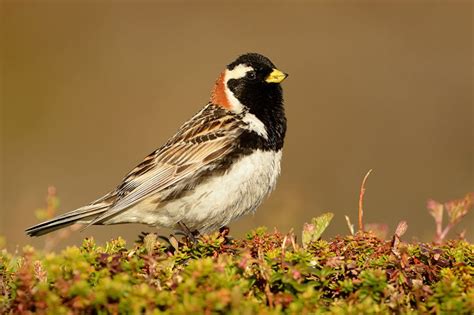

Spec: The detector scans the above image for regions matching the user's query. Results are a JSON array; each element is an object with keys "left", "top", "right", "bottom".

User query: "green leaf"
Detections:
[{"left": 302, "top": 212, "right": 334, "bottom": 248}]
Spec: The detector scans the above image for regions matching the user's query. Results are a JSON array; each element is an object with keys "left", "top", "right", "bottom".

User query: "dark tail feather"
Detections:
[{"left": 25, "top": 204, "right": 109, "bottom": 237}]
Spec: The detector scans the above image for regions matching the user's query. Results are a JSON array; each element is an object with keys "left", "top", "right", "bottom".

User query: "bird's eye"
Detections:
[{"left": 247, "top": 71, "right": 257, "bottom": 80}]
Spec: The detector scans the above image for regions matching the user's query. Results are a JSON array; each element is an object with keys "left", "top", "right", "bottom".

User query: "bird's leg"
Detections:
[
  {"left": 137, "top": 231, "right": 167, "bottom": 245},
  {"left": 176, "top": 221, "right": 201, "bottom": 243},
  {"left": 219, "top": 226, "right": 230, "bottom": 237},
  {"left": 219, "top": 226, "right": 234, "bottom": 244},
  {"left": 137, "top": 231, "right": 151, "bottom": 243}
]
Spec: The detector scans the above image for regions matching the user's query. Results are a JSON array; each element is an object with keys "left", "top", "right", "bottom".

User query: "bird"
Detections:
[{"left": 25, "top": 53, "right": 288, "bottom": 237}]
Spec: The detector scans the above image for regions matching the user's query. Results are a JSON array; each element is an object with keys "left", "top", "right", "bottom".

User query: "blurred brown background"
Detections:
[{"left": 1, "top": 1, "right": 473, "bottom": 251}]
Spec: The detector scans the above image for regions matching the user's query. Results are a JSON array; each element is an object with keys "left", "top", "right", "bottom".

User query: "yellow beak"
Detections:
[{"left": 265, "top": 69, "right": 288, "bottom": 83}]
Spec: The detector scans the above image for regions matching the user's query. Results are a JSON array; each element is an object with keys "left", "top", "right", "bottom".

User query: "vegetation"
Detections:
[
  {"left": 1, "top": 227, "right": 473, "bottom": 314},
  {"left": 0, "top": 181, "right": 472, "bottom": 314}
]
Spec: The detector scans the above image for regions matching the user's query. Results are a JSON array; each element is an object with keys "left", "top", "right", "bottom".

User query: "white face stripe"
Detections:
[
  {"left": 242, "top": 112, "right": 268, "bottom": 140},
  {"left": 225, "top": 64, "right": 254, "bottom": 80},
  {"left": 223, "top": 64, "right": 254, "bottom": 113}
]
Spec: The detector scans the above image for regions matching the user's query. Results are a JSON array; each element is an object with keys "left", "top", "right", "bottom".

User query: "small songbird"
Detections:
[{"left": 25, "top": 53, "right": 288, "bottom": 237}]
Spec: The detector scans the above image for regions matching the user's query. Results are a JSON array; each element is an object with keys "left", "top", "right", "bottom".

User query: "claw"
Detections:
[
  {"left": 136, "top": 231, "right": 150, "bottom": 243},
  {"left": 177, "top": 221, "right": 201, "bottom": 244}
]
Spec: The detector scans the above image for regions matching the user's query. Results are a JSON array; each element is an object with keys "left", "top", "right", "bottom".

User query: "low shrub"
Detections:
[{"left": 1, "top": 228, "right": 473, "bottom": 314}]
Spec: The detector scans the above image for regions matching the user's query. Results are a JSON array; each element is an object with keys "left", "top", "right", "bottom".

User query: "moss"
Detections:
[{"left": 0, "top": 229, "right": 473, "bottom": 314}]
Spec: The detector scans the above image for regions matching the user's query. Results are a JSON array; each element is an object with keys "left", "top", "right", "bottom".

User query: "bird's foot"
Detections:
[
  {"left": 176, "top": 221, "right": 201, "bottom": 245},
  {"left": 136, "top": 231, "right": 180, "bottom": 251},
  {"left": 136, "top": 231, "right": 150, "bottom": 244},
  {"left": 218, "top": 226, "right": 234, "bottom": 244}
]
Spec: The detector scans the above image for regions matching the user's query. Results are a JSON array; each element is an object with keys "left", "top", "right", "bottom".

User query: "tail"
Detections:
[{"left": 25, "top": 204, "right": 109, "bottom": 237}]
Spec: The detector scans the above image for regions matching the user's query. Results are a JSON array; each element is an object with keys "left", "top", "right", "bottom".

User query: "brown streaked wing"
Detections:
[{"left": 84, "top": 104, "right": 243, "bottom": 227}]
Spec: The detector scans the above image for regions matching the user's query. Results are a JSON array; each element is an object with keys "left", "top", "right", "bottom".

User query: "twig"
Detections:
[
  {"left": 345, "top": 215, "right": 355, "bottom": 235},
  {"left": 358, "top": 169, "right": 373, "bottom": 232},
  {"left": 429, "top": 192, "right": 473, "bottom": 244}
]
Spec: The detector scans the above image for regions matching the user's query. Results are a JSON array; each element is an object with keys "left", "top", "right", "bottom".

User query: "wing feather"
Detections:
[{"left": 85, "top": 105, "right": 243, "bottom": 227}]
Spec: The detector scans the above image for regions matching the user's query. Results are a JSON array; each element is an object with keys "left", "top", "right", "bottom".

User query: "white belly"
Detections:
[
  {"left": 111, "top": 150, "right": 282, "bottom": 232},
  {"left": 181, "top": 150, "right": 282, "bottom": 232}
]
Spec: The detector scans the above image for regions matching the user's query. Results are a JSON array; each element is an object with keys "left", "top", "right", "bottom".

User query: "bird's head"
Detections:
[{"left": 210, "top": 53, "right": 288, "bottom": 114}]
